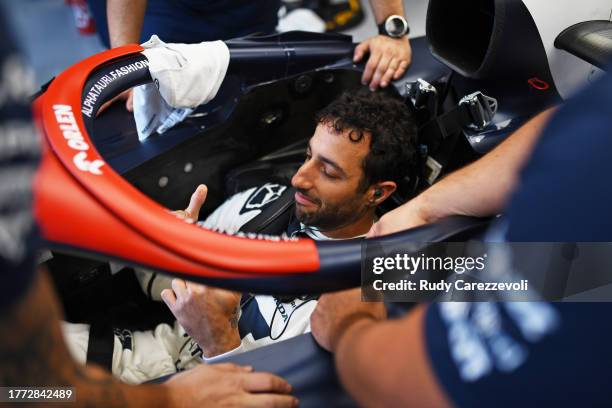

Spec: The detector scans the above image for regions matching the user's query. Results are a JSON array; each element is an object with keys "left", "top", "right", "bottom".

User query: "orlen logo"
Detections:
[{"left": 52, "top": 104, "right": 104, "bottom": 175}]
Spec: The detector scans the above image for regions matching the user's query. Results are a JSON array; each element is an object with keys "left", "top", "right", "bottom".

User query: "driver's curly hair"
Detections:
[{"left": 315, "top": 89, "right": 418, "bottom": 191}]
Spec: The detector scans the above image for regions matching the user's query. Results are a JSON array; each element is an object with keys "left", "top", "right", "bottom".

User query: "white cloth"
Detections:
[
  {"left": 134, "top": 35, "right": 230, "bottom": 140},
  {"left": 133, "top": 84, "right": 193, "bottom": 141}
]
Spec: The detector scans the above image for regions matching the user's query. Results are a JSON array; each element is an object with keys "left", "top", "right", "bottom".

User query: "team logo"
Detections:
[
  {"left": 113, "top": 328, "right": 133, "bottom": 351},
  {"left": 240, "top": 184, "right": 287, "bottom": 213},
  {"left": 53, "top": 104, "right": 105, "bottom": 175}
]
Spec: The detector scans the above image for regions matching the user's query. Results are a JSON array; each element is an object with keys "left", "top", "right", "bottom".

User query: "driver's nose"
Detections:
[{"left": 291, "top": 162, "right": 314, "bottom": 191}]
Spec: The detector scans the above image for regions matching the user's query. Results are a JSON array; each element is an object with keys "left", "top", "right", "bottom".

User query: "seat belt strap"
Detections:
[
  {"left": 86, "top": 320, "right": 115, "bottom": 371},
  {"left": 420, "top": 91, "right": 498, "bottom": 154},
  {"left": 239, "top": 187, "right": 296, "bottom": 235}
]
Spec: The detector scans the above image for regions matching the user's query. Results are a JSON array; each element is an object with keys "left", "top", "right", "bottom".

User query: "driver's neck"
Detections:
[{"left": 319, "top": 209, "right": 376, "bottom": 239}]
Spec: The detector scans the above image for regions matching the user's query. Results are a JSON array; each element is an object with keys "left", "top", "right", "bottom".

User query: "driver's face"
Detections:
[{"left": 291, "top": 122, "right": 371, "bottom": 230}]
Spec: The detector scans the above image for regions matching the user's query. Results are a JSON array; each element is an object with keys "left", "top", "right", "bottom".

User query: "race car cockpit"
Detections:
[{"left": 33, "top": 0, "right": 611, "bottom": 405}]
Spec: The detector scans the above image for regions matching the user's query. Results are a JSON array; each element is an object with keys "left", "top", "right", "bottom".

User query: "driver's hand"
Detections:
[
  {"left": 354, "top": 35, "right": 412, "bottom": 90},
  {"left": 162, "top": 279, "right": 242, "bottom": 358},
  {"left": 173, "top": 184, "right": 207, "bottom": 223},
  {"left": 166, "top": 363, "right": 298, "bottom": 408}
]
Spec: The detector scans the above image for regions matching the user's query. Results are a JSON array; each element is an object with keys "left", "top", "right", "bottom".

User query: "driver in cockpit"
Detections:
[{"left": 62, "top": 89, "right": 420, "bottom": 383}]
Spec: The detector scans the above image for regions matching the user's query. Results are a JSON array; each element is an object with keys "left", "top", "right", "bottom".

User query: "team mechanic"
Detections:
[
  {"left": 61, "top": 90, "right": 420, "bottom": 383},
  {"left": 90, "top": 0, "right": 413, "bottom": 111}
]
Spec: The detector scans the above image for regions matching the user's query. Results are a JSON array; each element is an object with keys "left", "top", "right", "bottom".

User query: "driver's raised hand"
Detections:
[
  {"left": 173, "top": 184, "right": 207, "bottom": 222},
  {"left": 166, "top": 362, "right": 298, "bottom": 408}
]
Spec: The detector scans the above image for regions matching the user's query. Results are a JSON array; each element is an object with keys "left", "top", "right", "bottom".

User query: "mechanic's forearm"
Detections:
[
  {"left": 333, "top": 306, "right": 451, "bottom": 407},
  {"left": 412, "top": 108, "right": 556, "bottom": 224},
  {"left": 368, "top": 0, "right": 406, "bottom": 23},
  {"left": 107, "top": 0, "right": 147, "bottom": 47},
  {"left": 0, "top": 271, "right": 173, "bottom": 408}
]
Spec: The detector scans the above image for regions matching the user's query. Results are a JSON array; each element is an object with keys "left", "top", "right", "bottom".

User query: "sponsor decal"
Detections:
[
  {"left": 81, "top": 60, "right": 149, "bottom": 118},
  {"left": 53, "top": 104, "right": 105, "bottom": 175}
]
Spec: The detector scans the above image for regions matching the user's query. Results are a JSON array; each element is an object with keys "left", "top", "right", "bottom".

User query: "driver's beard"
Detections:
[{"left": 295, "top": 200, "right": 369, "bottom": 232}]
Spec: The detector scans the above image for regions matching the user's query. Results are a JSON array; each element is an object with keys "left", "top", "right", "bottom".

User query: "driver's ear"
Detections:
[{"left": 368, "top": 181, "right": 396, "bottom": 206}]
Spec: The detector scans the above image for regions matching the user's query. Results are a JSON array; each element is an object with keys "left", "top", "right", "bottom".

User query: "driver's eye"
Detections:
[{"left": 321, "top": 167, "right": 338, "bottom": 179}]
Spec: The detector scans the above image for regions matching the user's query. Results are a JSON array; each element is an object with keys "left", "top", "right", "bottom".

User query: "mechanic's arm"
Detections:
[
  {"left": 356, "top": 0, "right": 412, "bottom": 90},
  {"left": 369, "top": 108, "right": 557, "bottom": 236},
  {"left": 107, "top": 0, "right": 147, "bottom": 48},
  {"left": 101, "top": 0, "right": 147, "bottom": 112},
  {"left": 310, "top": 289, "right": 452, "bottom": 407},
  {"left": 0, "top": 270, "right": 296, "bottom": 408}
]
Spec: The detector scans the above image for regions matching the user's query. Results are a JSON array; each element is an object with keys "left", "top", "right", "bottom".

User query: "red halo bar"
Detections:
[{"left": 33, "top": 45, "right": 320, "bottom": 278}]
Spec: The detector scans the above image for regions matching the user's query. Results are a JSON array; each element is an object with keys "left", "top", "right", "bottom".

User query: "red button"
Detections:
[{"left": 528, "top": 77, "right": 550, "bottom": 91}]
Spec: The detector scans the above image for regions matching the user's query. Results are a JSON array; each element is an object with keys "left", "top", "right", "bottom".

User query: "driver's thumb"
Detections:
[{"left": 185, "top": 184, "right": 207, "bottom": 220}]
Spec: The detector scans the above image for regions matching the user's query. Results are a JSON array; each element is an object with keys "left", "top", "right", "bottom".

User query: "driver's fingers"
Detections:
[
  {"left": 171, "top": 278, "right": 188, "bottom": 299},
  {"left": 380, "top": 58, "right": 399, "bottom": 87},
  {"left": 239, "top": 372, "right": 292, "bottom": 394},
  {"left": 186, "top": 280, "right": 207, "bottom": 294},
  {"left": 160, "top": 289, "right": 177, "bottom": 307},
  {"left": 185, "top": 184, "right": 208, "bottom": 220},
  {"left": 172, "top": 210, "right": 188, "bottom": 218},
  {"left": 238, "top": 393, "right": 299, "bottom": 408}
]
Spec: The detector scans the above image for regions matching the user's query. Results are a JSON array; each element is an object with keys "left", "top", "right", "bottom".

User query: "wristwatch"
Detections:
[{"left": 378, "top": 15, "right": 410, "bottom": 38}]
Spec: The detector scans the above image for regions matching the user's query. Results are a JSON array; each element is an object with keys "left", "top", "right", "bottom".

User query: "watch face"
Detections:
[{"left": 385, "top": 16, "right": 408, "bottom": 38}]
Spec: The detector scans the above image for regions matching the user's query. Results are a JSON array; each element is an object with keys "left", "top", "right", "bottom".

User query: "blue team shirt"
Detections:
[
  {"left": 88, "top": 0, "right": 281, "bottom": 48},
  {"left": 0, "top": 11, "right": 41, "bottom": 311},
  {"left": 426, "top": 70, "right": 612, "bottom": 408}
]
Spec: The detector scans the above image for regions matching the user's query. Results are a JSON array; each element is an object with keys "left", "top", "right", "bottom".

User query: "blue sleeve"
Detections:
[
  {"left": 505, "top": 69, "right": 612, "bottom": 242},
  {"left": 0, "top": 11, "right": 41, "bottom": 312},
  {"left": 425, "top": 302, "right": 612, "bottom": 408},
  {"left": 424, "top": 71, "right": 612, "bottom": 407}
]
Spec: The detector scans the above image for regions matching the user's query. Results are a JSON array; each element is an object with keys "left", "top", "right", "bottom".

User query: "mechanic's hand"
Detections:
[
  {"left": 310, "top": 288, "right": 386, "bottom": 352},
  {"left": 366, "top": 199, "right": 426, "bottom": 237},
  {"left": 97, "top": 88, "right": 134, "bottom": 115},
  {"left": 354, "top": 35, "right": 412, "bottom": 90},
  {"left": 166, "top": 363, "right": 298, "bottom": 408},
  {"left": 161, "top": 279, "right": 242, "bottom": 358},
  {"left": 173, "top": 184, "right": 207, "bottom": 223}
]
